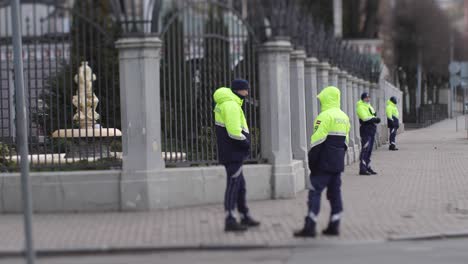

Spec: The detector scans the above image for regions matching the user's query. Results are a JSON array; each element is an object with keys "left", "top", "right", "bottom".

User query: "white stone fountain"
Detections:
[{"left": 52, "top": 61, "right": 122, "bottom": 159}]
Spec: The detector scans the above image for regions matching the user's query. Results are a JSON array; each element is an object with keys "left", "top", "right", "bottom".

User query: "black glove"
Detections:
[{"left": 372, "top": 117, "right": 381, "bottom": 124}]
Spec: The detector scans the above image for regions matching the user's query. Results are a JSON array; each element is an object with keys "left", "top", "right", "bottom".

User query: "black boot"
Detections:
[
  {"left": 294, "top": 217, "right": 316, "bottom": 238},
  {"left": 241, "top": 215, "right": 260, "bottom": 227},
  {"left": 225, "top": 218, "right": 247, "bottom": 232},
  {"left": 322, "top": 221, "right": 340, "bottom": 236},
  {"left": 367, "top": 168, "right": 378, "bottom": 175},
  {"left": 359, "top": 170, "right": 372, "bottom": 176},
  {"left": 389, "top": 145, "right": 399, "bottom": 151}
]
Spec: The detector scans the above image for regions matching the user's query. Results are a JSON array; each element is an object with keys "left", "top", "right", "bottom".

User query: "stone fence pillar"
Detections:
[
  {"left": 330, "top": 66, "right": 340, "bottom": 87},
  {"left": 116, "top": 37, "right": 164, "bottom": 210},
  {"left": 304, "top": 57, "right": 320, "bottom": 148},
  {"left": 317, "top": 62, "right": 331, "bottom": 92},
  {"left": 258, "top": 39, "right": 298, "bottom": 198},
  {"left": 352, "top": 77, "right": 361, "bottom": 152},
  {"left": 289, "top": 50, "right": 309, "bottom": 180},
  {"left": 359, "top": 78, "right": 366, "bottom": 97},
  {"left": 339, "top": 70, "right": 353, "bottom": 164},
  {"left": 369, "top": 82, "right": 381, "bottom": 147},
  {"left": 346, "top": 73, "right": 357, "bottom": 162},
  {"left": 317, "top": 62, "right": 331, "bottom": 113}
]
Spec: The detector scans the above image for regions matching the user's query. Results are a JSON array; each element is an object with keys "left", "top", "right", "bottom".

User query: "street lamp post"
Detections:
[
  {"left": 10, "top": 0, "right": 36, "bottom": 263},
  {"left": 449, "top": 31, "right": 455, "bottom": 119}
]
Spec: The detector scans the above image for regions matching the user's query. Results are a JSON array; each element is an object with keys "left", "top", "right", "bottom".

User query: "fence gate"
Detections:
[
  {"left": 160, "top": 1, "right": 261, "bottom": 166},
  {"left": 0, "top": 1, "right": 121, "bottom": 171}
]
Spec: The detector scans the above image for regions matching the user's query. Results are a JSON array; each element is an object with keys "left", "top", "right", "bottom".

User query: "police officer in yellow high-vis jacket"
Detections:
[
  {"left": 356, "top": 92, "right": 381, "bottom": 176},
  {"left": 386, "top": 96, "right": 400, "bottom": 151},
  {"left": 294, "top": 86, "right": 350, "bottom": 238},
  {"left": 214, "top": 79, "right": 260, "bottom": 232}
]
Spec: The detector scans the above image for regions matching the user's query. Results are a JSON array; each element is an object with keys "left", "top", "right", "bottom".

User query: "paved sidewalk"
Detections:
[{"left": 1, "top": 118, "right": 468, "bottom": 252}]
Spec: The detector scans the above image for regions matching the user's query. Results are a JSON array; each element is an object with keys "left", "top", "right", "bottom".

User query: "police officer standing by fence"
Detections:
[
  {"left": 294, "top": 86, "right": 350, "bottom": 238},
  {"left": 387, "top": 96, "right": 400, "bottom": 151},
  {"left": 357, "top": 92, "right": 381, "bottom": 175},
  {"left": 213, "top": 79, "right": 260, "bottom": 232}
]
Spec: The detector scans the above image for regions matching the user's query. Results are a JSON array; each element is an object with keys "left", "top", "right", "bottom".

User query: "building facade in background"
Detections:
[{"left": 0, "top": 1, "right": 71, "bottom": 142}]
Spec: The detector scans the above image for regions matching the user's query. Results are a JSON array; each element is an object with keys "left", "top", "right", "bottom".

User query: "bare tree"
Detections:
[
  {"left": 343, "top": 0, "right": 381, "bottom": 38},
  {"left": 383, "top": 0, "right": 457, "bottom": 121}
]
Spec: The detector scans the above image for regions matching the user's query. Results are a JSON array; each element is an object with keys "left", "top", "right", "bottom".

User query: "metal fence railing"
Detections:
[
  {"left": 2, "top": 0, "right": 384, "bottom": 171},
  {"left": 159, "top": 1, "right": 262, "bottom": 166},
  {"left": 418, "top": 104, "right": 449, "bottom": 127},
  {"left": 0, "top": 1, "right": 121, "bottom": 172}
]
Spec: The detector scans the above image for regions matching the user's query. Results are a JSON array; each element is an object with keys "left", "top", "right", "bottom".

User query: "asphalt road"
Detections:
[{"left": 1, "top": 238, "right": 467, "bottom": 264}]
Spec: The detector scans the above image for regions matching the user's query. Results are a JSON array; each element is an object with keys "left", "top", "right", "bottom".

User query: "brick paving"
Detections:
[{"left": 1, "top": 118, "right": 468, "bottom": 252}]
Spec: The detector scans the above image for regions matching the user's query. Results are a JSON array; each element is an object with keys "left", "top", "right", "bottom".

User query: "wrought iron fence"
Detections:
[
  {"left": 244, "top": 0, "right": 380, "bottom": 81},
  {"left": 0, "top": 0, "right": 121, "bottom": 171},
  {"left": 159, "top": 1, "right": 262, "bottom": 166},
  {"left": 0, "top": 0, "right": 382, "bottom": 171}
]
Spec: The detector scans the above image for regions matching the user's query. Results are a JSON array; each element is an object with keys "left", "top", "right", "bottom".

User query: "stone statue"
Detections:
[
  {"left": 72, "top": 61, "right": 100, "bottom": 128},
  {"left": 51, "top": 61, "right": 122, "bottom": 159}
]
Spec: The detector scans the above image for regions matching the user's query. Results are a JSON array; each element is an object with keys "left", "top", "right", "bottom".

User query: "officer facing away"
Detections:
[
  {"left": 356, "top": 92, "right": 381, "bottom": 176},
  {"left": 294, "top": 86, "right": 350, "bottom": 238},
  {"left": 213, "top": 79, "right": 260, "bottom": 232},
  {"left": 386, "top": 96, "right": 400, "bottom": 151}
]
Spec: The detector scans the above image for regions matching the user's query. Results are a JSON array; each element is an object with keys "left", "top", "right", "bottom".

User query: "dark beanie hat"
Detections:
[
  {"left": 231, "top": 79, "right": 250, "bottom": 91},
  {"left": 390, "top": 96, "right": 397, "bottom": 104},
  {"left": 361, "top": 92, "right": 370, "bottom": 100}
]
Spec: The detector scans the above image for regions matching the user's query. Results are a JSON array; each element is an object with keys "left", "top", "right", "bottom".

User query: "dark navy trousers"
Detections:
[
  {"left": 223, "top": 162, "right": 248, "bottom": 218},
  {"left": 359, "top": 134, "right": 375, "bottom": 172},
  {"left": 389, "top": 128, "right": 397, "bottom": 146},
  {"left": 308, "top": 172, "right": 343, "bottom": 217}
]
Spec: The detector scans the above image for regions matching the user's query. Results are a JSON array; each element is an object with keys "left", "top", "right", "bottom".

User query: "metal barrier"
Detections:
[{"left": 418, "top": 104, "right": 449, "bottom": 127}]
